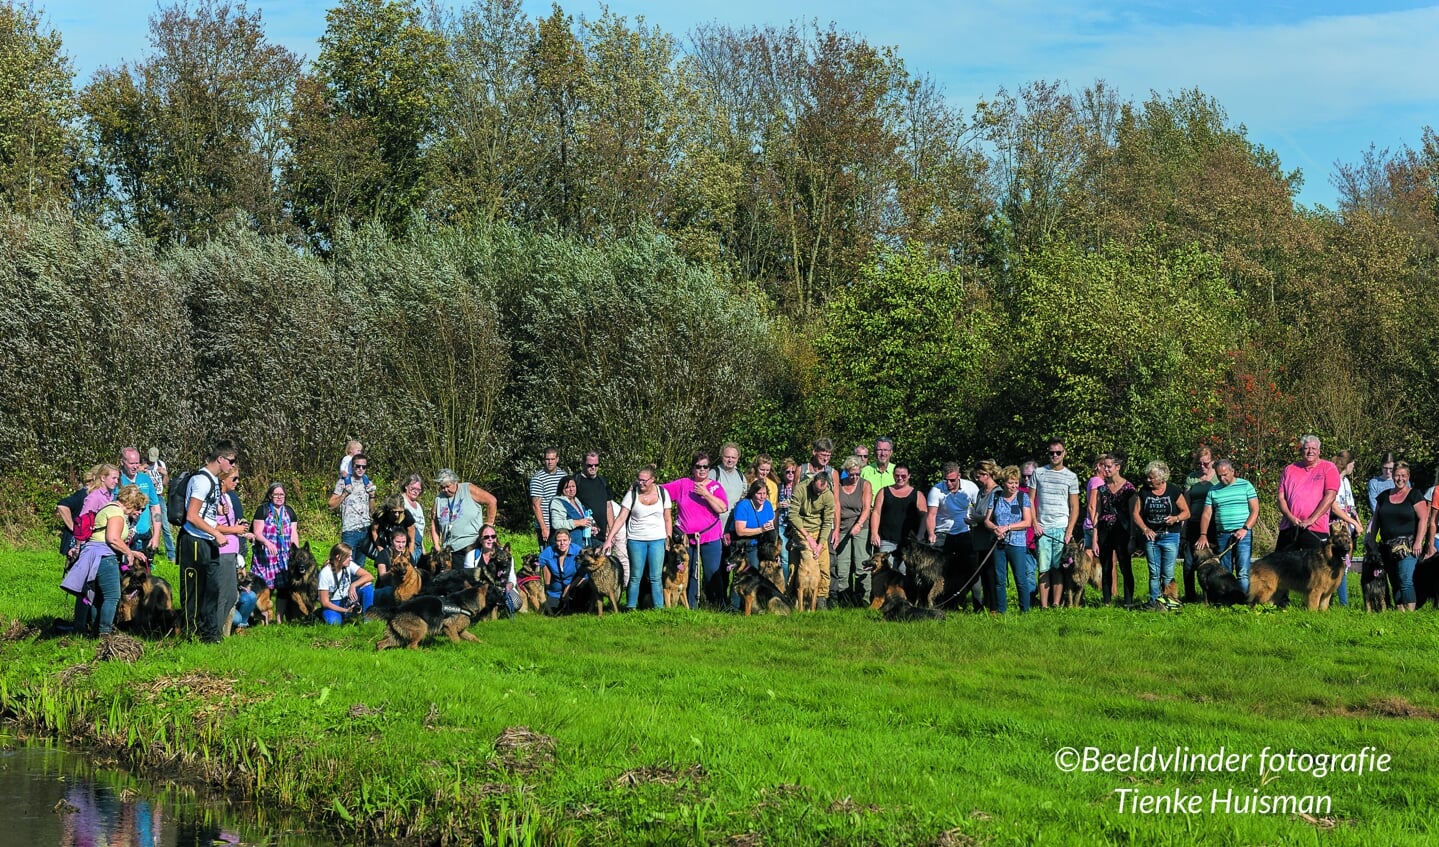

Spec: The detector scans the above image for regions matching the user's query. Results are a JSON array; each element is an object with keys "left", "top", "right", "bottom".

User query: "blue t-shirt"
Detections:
[
  {"left": 115, "top": 472, "right": 160, "bottom": 535},
  {"left": 733, "top": 499, "right": 776, "bottom": 546},
  {"left": 540, "top": 541, "right": 582, "bottom": 600}
]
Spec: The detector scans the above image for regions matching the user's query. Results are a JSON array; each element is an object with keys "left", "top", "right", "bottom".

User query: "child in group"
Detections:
[{"left": 318, "top": 542, "right": 374, "bottom": 625}]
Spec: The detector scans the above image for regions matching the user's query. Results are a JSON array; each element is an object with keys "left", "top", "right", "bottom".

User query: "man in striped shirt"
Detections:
[{"left": 529, "top": 447, "right": 569, "bottom": 547}]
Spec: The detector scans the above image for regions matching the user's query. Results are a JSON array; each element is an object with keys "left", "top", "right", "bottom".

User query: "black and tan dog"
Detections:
[
  {"left": 899, "top": 535, "right": 947, "bottom": 608},
  {"left": 280, "top": 542, "right": 320, "bottom": 621},
  {"left": 114, "top": 560, "right": 178, "bottom": 635},
  {"left": 515, "top": 553, "right": 546, "bottom": 613},
  {"left": 880, "top": 594, "right": 947, "bottom": 621},
  {"left": 1361, "top": 546, "right": 1391, "bottom": 612},
  {"left": 1060, "top": 541, "right": 1102, "bottom": 608},
  {"left": 1194, "top": 549, "right": 1247, "bottom": 606},
  {"left": 377, "top": 555, "right": 426, "bottom": 606},
  {"left": 1413, "top": 551, "right": 1439, "bottom": 609},
  {"left": 865, "top": 549, "right": 908, "bottom": 610},
  {"left": 575, "top": 548, "right": 625, "bottom": 616},
  {"left": 663, "top": 526, "right": 692, "bottom": 610},
  {"left": 729, "top": 546, "right": 792, "bottom": 616},
  {"left": 1247, "top": 522, "right": 1350, "bottom": 609},
  {"left": 375, "top": 584, "right": 503, "bottom": 650}
]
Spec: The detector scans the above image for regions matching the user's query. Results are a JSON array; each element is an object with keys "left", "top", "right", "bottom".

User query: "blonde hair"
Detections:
[
  {"left": 1143, "top": 460, "right": 1170, "bottom": 484},
  {"left": 328, "top": 543, "right": 353, "bottom": 570},
  {"left": 999, "top": 465, "right": 1022, "bottom": 484},
  {"left": 116, "top": 484, "right": 149, "bottom": 512},
  {"left": 85, "top": 463, "right": 118, "bottom": 492}
]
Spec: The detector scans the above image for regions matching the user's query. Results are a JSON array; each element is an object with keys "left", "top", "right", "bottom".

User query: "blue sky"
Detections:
[{"left": 51, "top": 0, "right": 1439, "bottom": 208}]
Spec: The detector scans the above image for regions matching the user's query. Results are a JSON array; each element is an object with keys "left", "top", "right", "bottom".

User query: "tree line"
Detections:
[{"left": 2, "top": 0, "right": 1438, "bottom": 518}]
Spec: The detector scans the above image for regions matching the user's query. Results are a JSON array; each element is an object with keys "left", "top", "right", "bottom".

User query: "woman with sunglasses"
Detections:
[
  {"left": 661, "top": 451, "right": 729, "bottom": 608},
  {"left": 603, "top": 465, "right": 674, "bottom": 610}
]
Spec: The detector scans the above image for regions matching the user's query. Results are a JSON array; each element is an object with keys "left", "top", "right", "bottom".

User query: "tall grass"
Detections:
[{"left": 3, "top": 542, "right": 1437, "bottom": 845}]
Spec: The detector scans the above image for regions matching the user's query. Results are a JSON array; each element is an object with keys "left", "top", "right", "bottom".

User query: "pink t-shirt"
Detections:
[
  {"left": 1278, "top": 460, "right": 1340, "bottom": 532},
  {"left": 661, "top": 478, "right": 728, "bottom": 543},
  {"left": 1084, "top": 475, "right": 1103, "bottom": 530}
]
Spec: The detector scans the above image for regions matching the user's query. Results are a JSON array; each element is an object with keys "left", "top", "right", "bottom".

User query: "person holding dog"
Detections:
[
  {"left": 432, "top": 469, "right": 499, "bottom": 570},
  {"left": 927, "top": 461, "right": 981, "bottom": 610},
  {"left": 60, "top": 484, "right": 150, "bottom": 636},
  {"left": 540, "top": 528, "right": 583, "bottom": 613},
  {"left": 1366, "top": 461, "right": 1428, "bottom": 612},
  {"left": 662, "top": 451, "right": 729, "bottom": 608},
  {"left": 1195, "top": 459, "right": 1260, "bottom": 593},
  {"left": 604, "top": 465, "right": 674, "bottom": 610},
  {"left": 870, "top": 464, "right": 927, "bottom": 575},
  {"left": 968, "top": 459, "right": 1003, "bottom": 611},
  {"left": 1131, "top": 461, "right": 1190, "bottom": 609},
  {"left": 1089, "top": 453, "right": 1137, "bottom": 605},
  {"left": 318, "top": 542, "right": 374, "bottom": 624}
]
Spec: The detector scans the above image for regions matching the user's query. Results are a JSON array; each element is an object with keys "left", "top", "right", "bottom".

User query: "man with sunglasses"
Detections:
[
  {"left": 1032, "top": 439, "right": 1080, "bottom": 609},
  {"left": 329, "top": 452, "right": 376, "bottom": 567},
  {"left": 926, "top": 461, "right": 981, "bottom": 609},
  {"left": 574, "top": 451, "right": 612, "bottom": 548}
]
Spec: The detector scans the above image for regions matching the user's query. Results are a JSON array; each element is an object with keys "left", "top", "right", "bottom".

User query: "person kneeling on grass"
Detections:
[
  {"left": 540, "top": 528, "right": 582, "bottom": 613},
  {"left": 318, "top": 542, "right": 374, "bottom": 625}
]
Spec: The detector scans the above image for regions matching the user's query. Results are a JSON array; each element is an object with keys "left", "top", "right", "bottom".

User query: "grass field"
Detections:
[{"left": 3, "top": 540, "right": 1438, "bottom": 846}]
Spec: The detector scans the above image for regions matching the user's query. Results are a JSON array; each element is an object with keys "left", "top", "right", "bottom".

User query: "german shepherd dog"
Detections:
[
  {"left": 575, "top": 548, "right": 624, "bottom": 616},
  {"left": 790, "top": 533, "right": 822, "bottom": 612},
  {"left": 663, "top": 525, "right": 692, "bottom": 610},
  {"left": 375, "top": 584, "right": 503, "bottom": 650},
  {"left": 281, "top": 542, "right": 320, "bottom": 621},
  {"left": 1247, "top": 523, "right": 1350, "bottom": 609},
  {"left": 1361, "top": 546, "right": 1391, "bottom": 612},
  {"left": 114, "top": 560, "right": 178, "bottom": 635},
  {"left": 1193, "top": 549, "right": 1247, "bottom": 606},
  {"left": 376, "top": 555, "right": 425, "bottom": 606},
  {"left": 515, "top": 553, "right": 546, "bottom": 613},
  {"left": 899, "top": 535, "right": 947, "bottom": 608},
  {"left": 880, "top": 594, "right": 947, "bottom": 622},
  {"left": 729, "top": 546, "right": 792, "bottom": 616},
  {"left": 1060, "top": 541, "right": 1102, "bottom": 607},
  {"left": 865, "top": 550, "right": 908, "bottom": 610},
  {"left": 1412, "top": 551, "right": 1439, "bottom": 609}
]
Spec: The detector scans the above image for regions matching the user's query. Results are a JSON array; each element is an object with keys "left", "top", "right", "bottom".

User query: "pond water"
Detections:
[{"left": 0, "top": 735, "right": 334, "bottom": 847}]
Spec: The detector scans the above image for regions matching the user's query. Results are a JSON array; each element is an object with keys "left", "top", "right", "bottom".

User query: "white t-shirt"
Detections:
[
  {"left": 183, "top": 470, "right": 221, "bottom": 541},
  {"left": 319, "top": 563, "right": 363, "bottom": 602},
  {"left": 621, "top": 487, "right": 671, "bottom": 542},
  {"left": 1032, "top": 465, "right": 1080, "bottom": 530},
  {"left": 927, "top": 479, "right": 979, "bottom": 535}
]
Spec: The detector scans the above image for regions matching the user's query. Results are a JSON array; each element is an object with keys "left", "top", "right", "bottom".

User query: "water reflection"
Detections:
[{"left": 0, "top": 737, "right": 330, "bottom": 847}]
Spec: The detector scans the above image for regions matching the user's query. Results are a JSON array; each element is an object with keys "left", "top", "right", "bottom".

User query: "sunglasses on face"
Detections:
[
  {"left": 584, "top": 463, "right": 598, "bottom": 468},
  {"left": 693, "top": 464, "right": 709, "bottom": 470},
  {"left": 353, "top": 464, "right": 367, "bottom": 470},
  {"left": 481, "top": 534, "right": 497, "bottom": 540}
]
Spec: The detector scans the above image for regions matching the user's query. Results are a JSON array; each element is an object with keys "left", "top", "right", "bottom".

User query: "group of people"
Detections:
[{"left": 56, "top": 433, "right": 1434, "bottom": 641}]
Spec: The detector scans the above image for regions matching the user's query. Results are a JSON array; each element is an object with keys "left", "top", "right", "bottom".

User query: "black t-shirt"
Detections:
[
  {"left": 371, "top": 509, "right": 416, "bottom": 549},
  {"left": 1374, "top": 487, "right": 1424, "bottom": 541},
  {"left": 575, "top": 474, "right": 612, "bottom": 538},
  {"left": 877, "top": 486, "right": 922, "bottom": 543},
  {"left": 1137, "top": 484, "right": 1184, "bottom": 531}
]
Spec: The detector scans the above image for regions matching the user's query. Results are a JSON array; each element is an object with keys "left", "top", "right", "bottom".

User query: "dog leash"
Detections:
[{"left": 937, "top": 542, "right": 997, "bottom": 609}]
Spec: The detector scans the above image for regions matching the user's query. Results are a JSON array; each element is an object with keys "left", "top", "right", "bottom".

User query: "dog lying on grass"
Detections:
[
  {"left": 1247, "top": 523, "right": 1350, "bottom": 610},
  {"left": 865, "top": 550, "right": 908, "bottom": 610},
  {"left": 879, "top": 594, "right": 946, "bottom": 622},
  {"left": 728, "top": 546, "right": 792, "bottom": 616},
  {"left": 375, "top": 584, "right": 503, "bottom": 650}
]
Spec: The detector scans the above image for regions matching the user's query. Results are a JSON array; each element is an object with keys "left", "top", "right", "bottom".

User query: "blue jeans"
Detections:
[
  {"left": 626, "top": 538, "right": 666, "bottom": 609},
  {"left": 776, "top": 522, "right": 791, "bottom": 582},
  {"left": 689, "top": 539, "right": 722, "bottom": 608},
  {"left": 1217, "top": 530, "right": 1253, "bottom": 592},
  {"left": 157, "top": 501, "right": 176, "bottom": 559},
  {"left": 234, "top": 588, "right": 258, "bottom": 628},
  {"left": 1145, "top": 531, "right": 1180, "bottom": 600},
  {"left": 994, "top": 543, "right": 1033, "bottom": 613},
  {"left": 73, "top": 555, "right": 123, "bottom": 635},
  {"left": 341, "top": 528, "right": 369, "bottom": 567},
  {"left": 322, "top": 583, "right": 374, "bottom": 625},
  {"left": 1391, "top": 553, "right": 1418, "bottom": 605}
]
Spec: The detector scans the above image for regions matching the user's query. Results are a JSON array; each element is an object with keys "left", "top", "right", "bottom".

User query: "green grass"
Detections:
[{"left": 3, "top": 541, "right": 1438, "bottom": 846}]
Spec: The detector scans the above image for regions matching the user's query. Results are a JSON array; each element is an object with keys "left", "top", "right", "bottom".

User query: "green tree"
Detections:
[
  {"left": 0, "top": 3, "right": 77, "bottom": 212},
  {"left": 288, "top": 0, "right": 449, "bottom": 242},
  {"left": 78, "top": 0, "right": 299, "bottom": 242}
]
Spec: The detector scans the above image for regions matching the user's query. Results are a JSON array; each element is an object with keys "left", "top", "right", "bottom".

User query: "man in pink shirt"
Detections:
[
  {"left": 661, "top": 450, "right": 729, "bottom": 608},
  {"left": 1276, "top": 434, "right": 1340, "bottom": 551}
]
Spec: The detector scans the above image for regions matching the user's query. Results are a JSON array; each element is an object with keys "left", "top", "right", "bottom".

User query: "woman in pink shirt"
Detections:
[{"left": 661, "top": 450, "right": 728, "bottom": 608}]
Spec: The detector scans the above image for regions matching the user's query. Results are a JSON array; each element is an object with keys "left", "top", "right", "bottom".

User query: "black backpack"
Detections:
[{"left": 167, "top": 469, "right": 218, "bottom": 528}]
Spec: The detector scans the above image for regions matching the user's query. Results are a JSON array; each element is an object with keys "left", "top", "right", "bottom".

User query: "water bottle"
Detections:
[{"left": 584, "top": 508, "right": 594, "bottom": 545}]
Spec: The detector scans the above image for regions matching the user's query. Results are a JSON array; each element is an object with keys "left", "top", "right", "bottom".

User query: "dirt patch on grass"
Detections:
[
  {"left": 56, "top": 663, "right": 93, "bottom": 685},
  {"left": 614, "top": 763, "right": 708, "bottom": 788},
  {"left": 348, "top": 703, "right": 384, "bottom": 718},
  {"left": 138, "top": 672, "right": 237, "bottom": 701},
  {"left": 1, "top": 617, "right": 35, "bottom": 641},
  {"left": 933, "top": 829, "right": 982, "bottom": 847},
  {"left": 95, "top": 633, "right": 145, "bottom": 664},
  {"left": 726, "top": 833, "right": 763, "bottom": 847},
  {"left": 491, "top": 726, "right": 556, "bottom": 776},
  {"left": 1338, "top": 696, "right": 1439, "bottom": 720},
  {"left": 827, "top": 795, "right": 881, "bottom": 814}
]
